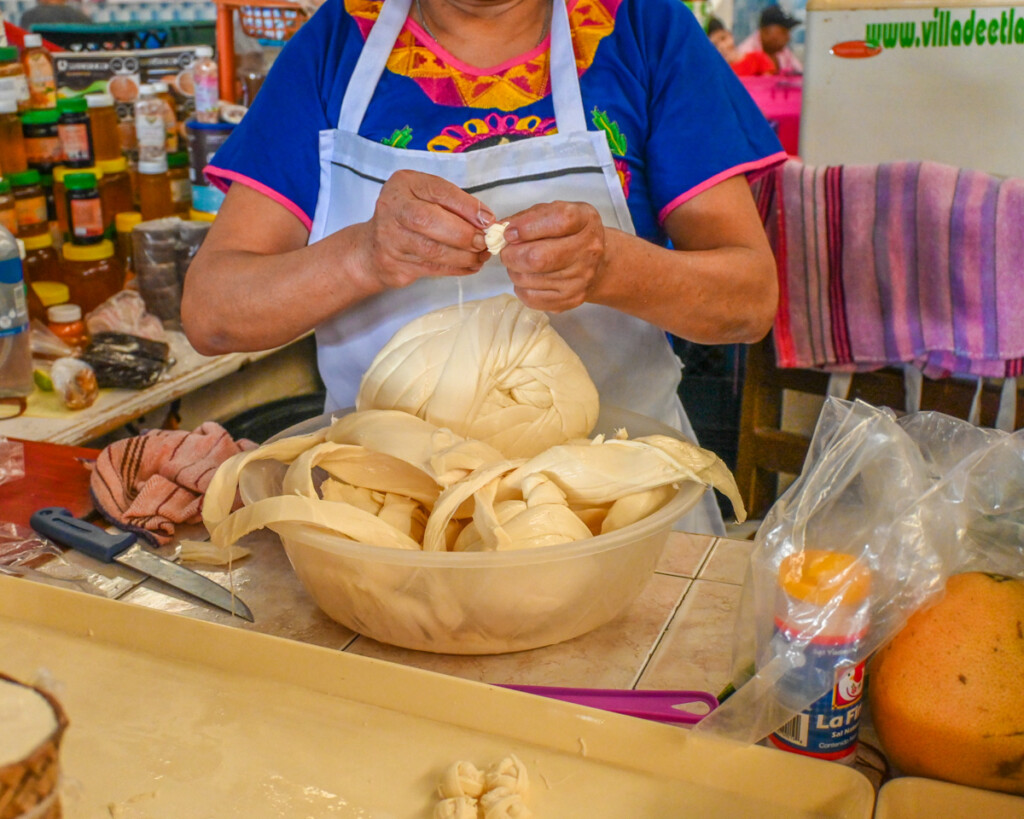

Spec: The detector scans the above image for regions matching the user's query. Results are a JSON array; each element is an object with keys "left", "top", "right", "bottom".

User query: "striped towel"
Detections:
[
  {"left": 761, "top": 159, "right": 1024, "bottom": 378},
  {"left": 90, "top": 422, "right": 256, "bottom": 545}
]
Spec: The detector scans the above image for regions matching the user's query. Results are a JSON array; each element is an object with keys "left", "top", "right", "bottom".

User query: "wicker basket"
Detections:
[
  {"left": 238, "top": 4, "right": 308, "bottom": 41},
  {"left": 0, "top": 675, "right": 67, "bottom": 819}
]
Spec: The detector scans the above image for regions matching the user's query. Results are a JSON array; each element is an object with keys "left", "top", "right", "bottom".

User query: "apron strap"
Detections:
[
  {"left": 548, "top": 0, "right": 587, "bottom": 134},
  {"left": 338, "top": 0, "right": 415, "bottom": 133}
]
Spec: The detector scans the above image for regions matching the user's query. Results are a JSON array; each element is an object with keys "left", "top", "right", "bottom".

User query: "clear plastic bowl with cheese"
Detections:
[{"left": 239, "top": 405, "right": 705, "bottom": 654}]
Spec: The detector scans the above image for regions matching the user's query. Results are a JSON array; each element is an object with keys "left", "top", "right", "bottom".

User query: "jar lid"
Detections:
[
  {"left": 86, "top": 92, "right": 115, "bottom": 108},
  {"left": 194, "top": 45, "right": 214, "bottom": 58},
  {"left": 63, "top": 239, "right": 115, "bottom": 262},
  {"left": 23, "top": 33, "right": 42, "bottom": 48},
  {"left": 115, "top": 211, "right": 143, "bottom": 231},
  {"left": 185, "top": 119, "right": 236, "bottom": 132},
  {"left": 0, "top": 46, "right": 18, "bottom": 61},
  {"left": 138, "top": 83, "right": 156, "bottom": 97},
  {"left": 65, "top": 172, "right": 98, "bottom": 191},
  {"left": 167, "top": 151, "right": 189, "bottom": 169},
  {"left": 97, "top": 156, "right": 127, "bottom": 174},
  {"left": 57, "top": 96, "right": 88, "bottom": 114},
  {"left": 151, "top": 81, "right": 169, "bottom": 93},
  {"left": 0, "top": 97, "right": 17, "bottom": 114},
  {"left": 21, "top": 109, "right": 60, "bottom": 125},
  {"left": 0, "top": 178, "right": 9, "bottom": 194},
  {"left": 47, "top": 303, "right": 82, "bottom": 323},
  {"left": 32, "top": 281, "right": 70, "bottom": 306},
  {"left": 54, "top": 164, "right": 102, "bottom": 183},
  {"left": 9, "top": 169, "right": 41, "bottom": 186},
  {"left": 138, "top": 158, "right": 168, "bottom": 174},
  {"left": 189, "top": 208, "right": 216, "bottom": 223},
  {"left": 22, "top": 232, "right": 53, "bottom": 250}
]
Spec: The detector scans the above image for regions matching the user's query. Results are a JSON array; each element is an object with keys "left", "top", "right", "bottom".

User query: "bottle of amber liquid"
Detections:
[
  {"left": 47, "top": 303, "right": 90, "bottom": 353},
  {"left": 0, "top": 178, "right": 17, "bottom": 236},
  {"left": 22, "top": 231, "right": 62, "bottom": 288},
  {"left": 137, "top": 157, "right": 174, "bottom": 220},
  {"left": 20, "top": 34, "right": 57, "bottom": 110},
  {"left": 0, "top": 46, "right": 30, "bottom": 112},
  {"left": 166, "top": 150, "right": 192, "bottom": 217},
  {"left": 61, "top": 239, "right": 124, "bottom": 313},
  {"left": 0, "top": 97, "right": 28, "bottom": 175},
  {"left": 10, "top": 169, "right": 48, "bottom": 239},
  {"left": 65, "top": 172, "right": 105, "bottom": 245},
  {"left": 98, "top": 157, "right": 133, "bottom": 236},
  {"left": 86, "top": 93, "right": 122, "bottom": 162},
  {"left": 57, "top": 96, "right": 95, "bottom": 168}
]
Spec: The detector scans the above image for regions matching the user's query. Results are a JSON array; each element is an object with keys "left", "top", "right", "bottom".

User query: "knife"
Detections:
[{"left": 29, "top": 507, "right": 255, "bottom": 622}]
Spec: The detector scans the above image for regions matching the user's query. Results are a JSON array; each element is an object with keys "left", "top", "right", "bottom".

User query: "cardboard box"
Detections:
[{"left": 54, "top": 46, "right": 199, "bottom": 122}]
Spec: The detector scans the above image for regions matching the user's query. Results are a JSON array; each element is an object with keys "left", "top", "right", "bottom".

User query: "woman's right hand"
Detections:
[{"left": 358, "top": 169, "right": 493, "bottom": 290}]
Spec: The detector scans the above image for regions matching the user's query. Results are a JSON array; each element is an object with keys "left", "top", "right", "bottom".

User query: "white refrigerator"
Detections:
[{"left": 799, "top": 0, "right": 1024, "bottom": 177}]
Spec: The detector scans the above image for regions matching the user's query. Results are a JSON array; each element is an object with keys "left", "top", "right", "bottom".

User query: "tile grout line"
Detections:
[{"left": 627, "top": 576, "right": 696, "bottom": 690}]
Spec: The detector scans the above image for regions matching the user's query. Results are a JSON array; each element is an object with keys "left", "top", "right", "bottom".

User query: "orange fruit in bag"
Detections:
[{"left": 869, "top": 572, "right": 1024, "bottom": 795}]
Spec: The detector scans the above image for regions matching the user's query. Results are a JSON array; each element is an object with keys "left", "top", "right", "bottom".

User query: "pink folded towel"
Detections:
[
  {"left": 90, "top": 422, "right": 256, "bottom": 545},
  {"left": 762, "top": 159, "right": 1024, "bottom": 378}
]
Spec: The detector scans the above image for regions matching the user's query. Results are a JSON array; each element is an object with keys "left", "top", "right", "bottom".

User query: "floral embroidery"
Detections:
[
  {"left": 590, "top": 107, "right": 631, "bottom": 197},
  {"left": 427, "top": 112, "right": 557, "bottom": 152},
  {"left": 346, "top": 0, "right": 620, "bottom": 110},
  {"left": 381, "top": 126, "right": 414, "bottom": 148}
]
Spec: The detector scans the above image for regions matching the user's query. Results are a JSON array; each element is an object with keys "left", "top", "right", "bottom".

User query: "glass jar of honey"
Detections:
[
  {"left": 47, "top": 303, "right": 90, "bottom": 353},
  {"left": 21, "top": 108, "right": 62, "bottom": 170},
  {"left": 10, "top": 168, "right": 49, "bottom": 239},
  {"left": 98, "top": 156, "right": 133, "bottom": 237},
  {"left": 53, "top": 163, "right": 103, "bottom": 238},
  {"left": 61, "top": 239, "right": 124, "bottom": 313},
  {"left": 85, "top": 92, "right": 122, "bottom": 163},
  {"left": 57, "top": 96, "right": 95, "bottom": 168},
  {"left": 66, "top": 172, "right": 105, "bottom": 245},
  {"left": 0, "top": 96, "right": 27, "bottom": 176},
  {"left": 0, "top": 178, "right": 17, "bottom": 236},
  {"left": 22, "top": 231, "right": 62, "bottom": 287},
  {"left": 166, "top": 150, "right": 192, "bottom": 217},
  {"left": 137, "top": 157, "right": 174, "bottom": 220}
]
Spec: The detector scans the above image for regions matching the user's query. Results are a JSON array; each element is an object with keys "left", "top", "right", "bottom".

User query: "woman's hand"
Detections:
[
  {"left": 499, "top": 201, "right": 607, "bottom": 312},
  {"left": 359, "top": 169, "right": 492, "bottom": 290}
]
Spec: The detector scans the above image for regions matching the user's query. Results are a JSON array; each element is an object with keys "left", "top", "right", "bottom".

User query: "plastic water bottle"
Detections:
[{"left": 0, "top": 225, "right": 32, "bottom": 399}]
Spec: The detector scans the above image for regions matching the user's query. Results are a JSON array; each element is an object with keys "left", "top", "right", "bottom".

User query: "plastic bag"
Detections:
[
  {"left": 85, "top": 289, "right": 166, "bottom": 343},
  {"left": 0, "top": 522, "right": 128, "bottom": 597},
  {"left": 29, "top": 319, "right": 74, "bottom": 360},
  {"left": 50, "top": 356, "right": 99, "bottom": 410},
  {"left": 696, "top": 397, "right": 1024, "bottom": 745},
  {"left": 0, "top": 437, "right": 25, "bottom": 485}
]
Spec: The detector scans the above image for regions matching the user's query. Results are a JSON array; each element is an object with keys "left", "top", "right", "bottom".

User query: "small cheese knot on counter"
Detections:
[{"left": 434, "top": 755, "right": 531, "bottom": 818}]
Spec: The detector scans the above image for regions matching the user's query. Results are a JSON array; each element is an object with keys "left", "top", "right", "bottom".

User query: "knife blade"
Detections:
[{"left": 29, "top": 507, "right": 255, "bottom": 622}]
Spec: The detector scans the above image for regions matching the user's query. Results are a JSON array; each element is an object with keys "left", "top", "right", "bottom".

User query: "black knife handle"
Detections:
[{"left": 30, "top": 507, "right": 136, "bottom": 563}]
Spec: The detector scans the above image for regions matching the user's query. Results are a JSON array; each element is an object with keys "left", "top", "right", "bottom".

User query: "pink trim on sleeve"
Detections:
[
  {"left": 657, "top": 151, "right": 788, "bottom": 225},
  {"left": 204, "top": 165, "right": 314, "bottom": 231}
]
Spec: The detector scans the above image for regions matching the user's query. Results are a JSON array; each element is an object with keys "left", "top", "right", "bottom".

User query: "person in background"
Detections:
[
  {"left": 20, "top": 0, "right": 91, "bottom": 28},
  {"left": 707, "top": 16, "right": 776, "bottom": 76},
  {"left": 182, "top": 0, "right": 786, "bottom": 536},
  {"left": 737, "top": 5, "right": 802, "bottom": 75}
]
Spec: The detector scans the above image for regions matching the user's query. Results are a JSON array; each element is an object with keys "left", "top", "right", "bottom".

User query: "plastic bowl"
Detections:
[{"left": 239, "top": 405, "right": 705, "bottom": 654}]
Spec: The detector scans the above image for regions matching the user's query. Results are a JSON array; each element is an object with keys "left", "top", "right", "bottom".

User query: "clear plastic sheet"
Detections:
[
  {"left": 696, "top": 397, "right": 1024, "bottom": 745},
  {"left": 0, "top": 436, "right": 25, "bottom": 485},
  {"left": 0, "top": 522, "right": 130, "bottom": 597}
]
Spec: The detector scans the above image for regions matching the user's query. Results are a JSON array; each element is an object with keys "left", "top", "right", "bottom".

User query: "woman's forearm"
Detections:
[
  {"left": 593, "top": 227, "right": 778, "bottom": 344},
  {"left": 182, "top": 221, "right": 380, "bottom": 356}
]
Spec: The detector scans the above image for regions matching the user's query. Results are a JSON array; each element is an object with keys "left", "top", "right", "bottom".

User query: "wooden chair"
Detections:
[{"left": 735, "top": 335, "right": 1024, "bottom": 520}]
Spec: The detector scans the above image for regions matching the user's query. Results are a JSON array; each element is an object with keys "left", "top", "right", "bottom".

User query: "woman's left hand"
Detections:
[{"left": 499, "top": 201, "right": 607, "bottom": 313}]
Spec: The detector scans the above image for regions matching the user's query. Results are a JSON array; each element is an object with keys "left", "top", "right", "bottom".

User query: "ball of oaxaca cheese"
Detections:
[{"left": 356, "top": 295, "right": 599, "bottom": 458}]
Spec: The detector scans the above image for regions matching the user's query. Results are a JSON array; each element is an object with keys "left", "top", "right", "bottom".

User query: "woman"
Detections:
[{"left": 181, "top": 0, "right": 785, "bottom": 534}]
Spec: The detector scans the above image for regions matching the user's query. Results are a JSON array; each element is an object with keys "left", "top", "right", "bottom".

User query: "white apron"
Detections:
[{"left": 308, "top": 0, "right": 724, "bottom": 533}]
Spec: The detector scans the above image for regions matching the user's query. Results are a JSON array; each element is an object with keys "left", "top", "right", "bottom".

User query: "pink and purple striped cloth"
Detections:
[{"left": 758, "top": 159, "right": 1024, "bottom": 378}]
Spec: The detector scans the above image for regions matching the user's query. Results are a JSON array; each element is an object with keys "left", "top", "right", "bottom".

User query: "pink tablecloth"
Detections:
[{"left": 741, "top": 76, "right": 802, "bottom": 157}]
